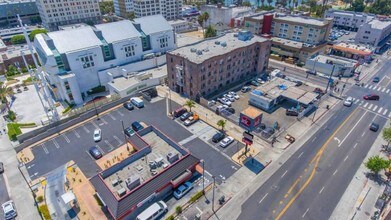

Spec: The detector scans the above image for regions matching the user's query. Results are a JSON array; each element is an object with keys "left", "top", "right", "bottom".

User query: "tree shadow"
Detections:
[{"left": 365, "top": 172, "right": 388, "bottom": 186}]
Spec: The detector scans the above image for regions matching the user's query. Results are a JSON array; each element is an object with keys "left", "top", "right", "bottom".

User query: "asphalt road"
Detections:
[
  {"left": 0, "top": 174, "right": 10, "bottom": 218},
  {"left": 237, "top": 59, "right": 391, "bottom": 220}
]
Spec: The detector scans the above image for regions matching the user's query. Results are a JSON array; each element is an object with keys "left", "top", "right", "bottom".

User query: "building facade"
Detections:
[
  {"left": 0, "top": 0, "right": 40, "bottom": 28},
  {"left": 324, "top": 9, "right": 374, "bottom": 31},
  {"left": 201, "top": 5, "right": 252, "bottom": 30},
  {"left": 114, "top": 0, "right": 182, "bottom": 20},
  {"left": 0, "top": 46, "right": 36, "bottom": 74},
  {"left": 355, "top": 19, "right": 391, "bottom": 53},
  {"left": 167, "top": 31, "right": 271, "bottom": 99},
  {"left": 305, "top": 54, "right": 358, "bottom": 77},
  {"left": 35, "top": 0, "right": 101, "bottom": 31},
  {"left": 34, "top": 15, "right": 176, "bottom": 105}
]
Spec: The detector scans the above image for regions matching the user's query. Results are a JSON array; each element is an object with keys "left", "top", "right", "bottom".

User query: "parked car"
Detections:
[
  {"left": 184, "top": 113, "right": 199, "bottom": 126},
  {"left": 225, "top": 107, "right": 235, "bottom": 114},
  {"left": 173, "top": 182, "right": 193, "bottom": 199},
  {"left": 2, "top": 200, "right": 17, "bottom": 220},
  {"left": 313, "top": 88, "right": 325, "bottom": 94},
  {"left": 123, "top": 102, "right": 134, "bottom": 111},
  {"left": 363, "top": 94, "right": 380, "bottom": 100},
  {"left": 212, "top": 132, "right": 225, "bottom": 143},
  {"left": 250, "top": 80, "right": 260, "bottom": 86},
  {"left": 261, "top": 127, "right": 275, "bottom": 138},
  {"left": 0, "top": 162, "right": 3, "bottom": 174},
  {"left": 369, "top": 122, "right": 379, "bottom": 132},
  {"left": 228, "top": 91, "right": 240, "bottom": 99},
  {"left": 219, "top": 136, "right": 234, "bottom": 148},
  {"left": 295, "top": 81, "right": 303, "bottom": 87},
  {"left": 93, "top": 129, "right": 102, "bottom": 142},
  {"left": 23, "top": 86, "right": 28, "bottom": 91},
  {"left": 241, "top": 86, "right": 251, "bottom": 93},
  {"left": 225, "top": 95, "right": 235, "bottom": 102},
  {"left": 180, "top": 112, "right": 193, "bottom": 121},
  {"left": 136, "top": 201, "right": 167, "bottom": 220},
  {"left": 373, "top": 77, "right": 380, "bottom": 83},
  {"left": 173, "top": 107, "right": 188, "bottom": 118},
  {"left": 286, "top": 109, "right": 299, "bottom": 116},
  {"left": 343, "top": 97, "right": 353, "bottom": 107},
  {"left": 208, "top": 100, "right": 216, "bottom": 106},
  {"left": 124, "top": 127, "right": 135, "bottom": 137},
  {"left": 131, "top": 121, "right": 144, "bottom": 132},
  {"left": 217, "top": 98, "right": 232, "bottom": 106},
  {"left": 89, "top": 146, "right": 103, "bottom": 159}
]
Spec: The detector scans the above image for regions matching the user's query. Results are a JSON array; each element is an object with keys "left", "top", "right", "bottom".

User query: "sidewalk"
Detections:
[
  {"left": 330, "top": 118, "right": 390, "bottom": 220},
  {"left": 0, "top": 116, "right": 41, "bottom": 219}
]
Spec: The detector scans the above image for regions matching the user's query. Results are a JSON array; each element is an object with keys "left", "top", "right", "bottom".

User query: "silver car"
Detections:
[
  {"left": 2, "top": 200, "right": 17, "bottom": 220},
  {"left": 343, "top": 97, "right": 353, "bottom": 107},
  {"left": 219, "top": 136, "right": 234, "bottom": 148}
]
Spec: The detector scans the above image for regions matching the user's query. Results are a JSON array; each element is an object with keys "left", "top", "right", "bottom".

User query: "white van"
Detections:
[
  {"left": 136, "top": 201, "right": 167, "bottom": 220},
  {"left": 130, "top": 97, "right": 144, "bottom": 108}
]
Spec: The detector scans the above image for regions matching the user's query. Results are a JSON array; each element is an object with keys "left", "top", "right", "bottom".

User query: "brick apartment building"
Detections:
[{"left": 167, "top": 31, "right": 271, "bottom": 99}]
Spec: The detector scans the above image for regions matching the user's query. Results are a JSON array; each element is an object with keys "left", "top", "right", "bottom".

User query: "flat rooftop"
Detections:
[
  {"left": 367, "top": 19, "right": 391, "bottom": 30},
  {"left": 313, "top": 54, "right": 357, "bottom": 67},
  {"left": 272, "top": 37, "right": 303, "bottom": 49},
  {"left": 241, "top": 106, "right": 262, "bottom": 118},
  {"left": 274, "top": 14, "right": 329, "bottom": 26},
  {"left": 333, "top": 42, "right": 373, "bottom": 55},
  {"left": 169, "top": 33, "right": 269, "bottom": 64}
]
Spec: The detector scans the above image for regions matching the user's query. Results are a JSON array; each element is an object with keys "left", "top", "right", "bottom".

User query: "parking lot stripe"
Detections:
[
  {"left": 383, "top": 109, "right": 388, "bottom": 115},
  {"left": 117, "top": 110, "right": 124, "bottom": 117},
  {"left": 373, "top": 105, "right": 378, "bottom": 111},
  {"left": 108, "top": 113, "right": 116, "bottom": 121},
  {"left": 53, "top": 139, "right": 60, "bottom": 148},
  {"left": 369, "top": 85, "right": 373, "bottom": 89},
  {"left": 101, "top": 117, "right": 108, "bottom": 125},
  {"left": 82, "top": 125, "right": 90, "bottom": 133},
  {"left": 377, "top": 87, "right": 381, "bottom": 91},
  {"left": 386, "top": 89, "right": 390, "bottom": 93},
  {"left": 363, "top": 103, "right": 368, "bottom": 108},
  {"left": 359, "top": 101, "right": 364, "bottom": 105},
  {"left": 381, "top": 87, "right": 386, "bottom": 92},
  {"left": 368, "top": 104, "right": 373, "bottom": 110},
  {"left": 105, "top": 140, "right": 114, "bottom": 151},
  {"left": 364, "top": 84, "right": 369, "bottom": 88},
  {"left": 86, "top": 150, "right": 95, "bottom": 160},
  {"left": 96, "top": 145, "right": 105, "bottom": 154},
  {"left": 113, "top": 135, "right": 123, "bottom": 145},
  {"left": 378, "top": 107, "right": 383, "bottom": 114},
  {"left": 73, "top": 129, "right": 80, "bottom": 138},
  {"left": 62, "top": 133, "right": 70, "bottom": 143},
  {"left": 91, "top": 121, "right": 99, "bottom": 129},
  {"left": 354, "top": 99, "right": 359, "bottom": 104},
  {"left": 42, "top": 144, "right": 49, "bottom": 154}
]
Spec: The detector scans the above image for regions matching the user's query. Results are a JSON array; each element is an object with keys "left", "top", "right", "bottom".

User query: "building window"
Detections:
[
  {"left": 159, "top": 37, "right": 168, "bottom": 48},
  {"left": 124, "top": 45, "right": 135, "bottom": 57},
  {"left": 80, "top": 55, "right": 94, "bottom": 68}
]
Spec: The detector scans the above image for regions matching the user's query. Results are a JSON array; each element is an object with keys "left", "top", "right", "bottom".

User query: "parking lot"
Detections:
[{"left": 25, "top": 98, "right": 240, "bottom": 186}]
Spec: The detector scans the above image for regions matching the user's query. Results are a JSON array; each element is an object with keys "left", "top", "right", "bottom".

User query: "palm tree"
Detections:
[
  {"left": 267, "top": 0, "right": 273, "bottom": 6},
  {"left": 261, "top": 0, "right": 266, "bottom": 6},
  {"left": 217, "top": 119, "right": 226, "bottom": 132},
  {"left": 198, "top": 14, "right": 205, "bottom": 36},
  {"left": 184, "top": 99, "right": 196, "bottom": 112},
  {"left": 0, "top": 82, "right": 14, "bottom": 112}
]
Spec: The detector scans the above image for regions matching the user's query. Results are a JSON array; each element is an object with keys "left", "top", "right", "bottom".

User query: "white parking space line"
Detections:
[
  {"left": 364, "top": 84, "right": 369, "bottom": 88},
  {"left": 363, "top": 103, "right": 368, "bottom": 108},
  {"left": 359, "top": 101, "right": 364, "bottom": 105},
  {"left": 53, "top": 139, "right": 60, "bottom": 148},
  {"left": 386, "top": 89, "right": 390, "bottom": 93},
  {"left": 259, "top": 193, "right": 269, "bottom": 204},
  {"left": 196, "top": 207, "right": 203, "bottom": 215},
  {"left": 377, "top": 87, "right": 381, "bottom": 91},
  {"left": 62, "top": 133, "right": 70, "bottom": 143},
  {"left": 298, "top": 152, "right": 304, "bottom": 159},
  {"left": 91, "top": 121, "right": 99, "bottom": 129},
  {"left": 105, "top": 140, "right": 114, "bottom": 151},
  {"left": 42, "top": 144, "right": 49, "bottom": 154},
  {"left": 354, "top": 99, "right": 359, "bottom": 104},
  {"left": 319, "top": 186, "right": 325, "bottom": 194},
  {"left": 383, "top": 109, "right": 388, "bottom": 115},
  {"left": 82, "top": 125, "right": 90, "bottom": 133},
  {"left": 281, "top": 170, "right": 288, "bottom": 178},
  {"left": 353, "top": 143, "right": 358, "bottom": 149},
  {"left": 333, "top": 169, "right": 338, "bottom": 175},
  {"left": 344, "top": 155, "right": 349, "bottom": 161},
  {"left": 113, "top": 135, "right": 123, "bottom": 145},
  {"left": 117, "top": 110, "right": 124, "bottom": 117},
  {"left": 311, "top": 137, "right": 316, "bottom": 143},
  {"left": 96, "top": 145, "right": 105, "bottom": 154},
  {"left": 368, "top": 85, "right": 373, "bottom": 89},
  {"left": 373, "top": 105, "right": 378, "bottom": 111},
  {"left": 302, "top": 208, "right": 310, "bottom": 218},
  {"left": 73, "top": 129, "right": 80, "bottom": 138},
  {"left": 381, "top": 88, "right": 386, "bottom": 92},
  {"left": 362, "top": 131, "right": 366, "bottom": 137},
  {"left": 86, "top": 150, "right": 95, "bottom": 160},
  {"left": 339, "top": 111, "right": 367, "bottom": 147},
  {"left": 378, "top": 107, "right": 383, "bottom": 114},
  {"left": 108, "top": 113, "right": 116, "bottom": 121},
  {"left": 100, "top": 117, "right": 108, "bottom": 125},
  {"left": 368, "top": 104, "right": 373, "bottom": 109}
]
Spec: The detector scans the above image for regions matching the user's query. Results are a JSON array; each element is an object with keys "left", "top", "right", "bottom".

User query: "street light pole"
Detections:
[
  {"left": 212, "top": 176, "right": 216, "bottom": 212},
  {"left": 201, "top": 160, "right": 205, "bottom": 195},
  {"left": 93, "top": 99, "right": 100, "bottom": 120},
  {"left": 325, "top": 64, "right": 335, "bottom": 93}
]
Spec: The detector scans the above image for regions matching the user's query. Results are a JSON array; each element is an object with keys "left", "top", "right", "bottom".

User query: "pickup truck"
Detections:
[{"left": 184, "top": 113, "right": 199, "bottom": 126}]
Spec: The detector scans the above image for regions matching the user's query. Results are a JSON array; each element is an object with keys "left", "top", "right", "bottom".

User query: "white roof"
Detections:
[
  {"left": 95, "top": 20, "right": 141, "bottom": 43},
  {"left": 274, "top": 15, "right": 328, "bottom": 26},
  {"left": 61, "top": 191, "right": 76, "bottom": 204},
  {"left": 47, "top": 26, "right": 102, "bottom": 53},
  {"left": 367, "top": 19, "right": 391, "bottom": 30},
  {"left": 133, "top": 15, "right": 173, "bottom": 35}
]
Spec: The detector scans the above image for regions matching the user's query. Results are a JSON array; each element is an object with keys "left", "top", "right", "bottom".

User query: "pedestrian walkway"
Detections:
[
  {"left": 346, "top": 97, "right": 391, "bottom": 118},
  {"left": 363, "top": 84, "right": 391, "bottom": 94}
]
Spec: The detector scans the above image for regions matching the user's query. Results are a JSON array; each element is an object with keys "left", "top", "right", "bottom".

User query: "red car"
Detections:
[{"left": 363, "top": 94, "right": 380, "bottom": 100}]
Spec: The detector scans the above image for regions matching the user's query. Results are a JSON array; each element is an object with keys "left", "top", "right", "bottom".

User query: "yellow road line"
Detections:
[{"left": 275, "top": 108, "right": 359, "bottom": 220}]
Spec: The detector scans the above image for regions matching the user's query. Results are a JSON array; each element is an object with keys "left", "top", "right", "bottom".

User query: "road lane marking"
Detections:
[
  {"left": 286, "top": 178, "right": 301, "bottom": 196},
  {"left": 117, "top": 110, "right": 124, "bottom": 116},
  {"left": 333, "top": 169, "right": 338, "bottom": 175},
  {"left": 42, "top": 144, "right": 49, "bottom": 154},
  {"left": 302, "top": 208, "right": 310, "bottom": 218},
  {"left": 73, "top": 129, "right": 80, "bottom": 138},
  {"left": 108, "top": 113, "right": 116, "bottom": 121},
  {"left": 377, "top": 87, "right": 381, "bottom": 91},
  {"left": 281, "top": 170, "right": 288, "bottom": 178},
  {"left": 204, "top": 170, "right": 212, "bottom": 177},
  {"left": 338, "top": 111, "right": 367, "bottom": 147},
  {"left": 259, "top": 193, "right": 269, "bottom": 204},
  {"left": 362, "top": 131, "right": 366, "bottom": 137},
  {"left": 319, "top": 186, "right": 325, "bottom": 194},
  {"left": 298, "top": 152, "right": 304, "bottom": 159},
  {"left": 62, "top": 133, "right": 70, "bottom": 143},
  {"left": 311, "top": 137, "right": 316, "bottom": 142},
  {"left": 105, "top": 140, "right": 114, "bottom": 151},
  {"left": 344, "top": 155, "right": 349, "bottom": 161},
  {"left": 386, "top": 89, "right": 390, "bottom": 93},
  {"left": 113, "top": 135, "right": 123, "bottom": 145},
  {"left": 82, "top": 125, "right": 90, "bottom": 133},
  {"left": 384, "top": 109, "right": 388, "bottom": 115},
  {"left": 353, "top": 143, "right": 358, "bottom": 149},
  {"left": 381, "top": 87, "right": 386, "bottom": 92},
  {"left": 378, "top": 107, "right": 383, "bottom": 114},
  {"left": 373, "top": 105, "right": 378, "bottom": 111},
  {"left": 363, "top": 103, "right": 368, "bottom": 108},
  {"left": 53, "top": 139, "right": 60, "bottom": 148}
]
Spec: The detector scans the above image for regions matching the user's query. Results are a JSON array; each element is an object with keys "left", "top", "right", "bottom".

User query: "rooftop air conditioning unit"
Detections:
[
  {"left": 221, "top": 42, "right": 227, "bottom": 47},
  {"left": 196, "top": 50, "right": 203, "bottom": 55},
  {"left": 190, "top": 48, "right": 197, "bottom": 53}
]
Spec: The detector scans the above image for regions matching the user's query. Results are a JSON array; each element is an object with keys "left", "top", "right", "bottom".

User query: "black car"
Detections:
[
  {"left": 0, "top": 162, "right": 3, "bottom": 174},
  {"left": 180, "top": 112, "right": 193, "bottom": 121},
  {"left": 225, "top": 107, "right": 235, "bottom": 114},
  {"left": 89, "top": 146, "right": 102, "bottom": 159},
  {"left": 295, "top": 81, "right": 303, "bottom": 87},
  {"left": 212, "top": 132, "right": 225, "bottom": 143},
  {"left": 373, "top": 77, "right": 380, "bottom": 83},
  {"left": 369, "top": 122, "right": 379, "bottom": 132},
  {"left": 124, "top": 127, "right": 135, "bottom": 137},
  {"left": 286, "top": 109, "right": 299, "bottom": 116},
  {"left": 123, "top": 102, "right": 134, "bottom": 110},
  {"left": 131, "top": 121, "right": 144, "bottom": 132}
]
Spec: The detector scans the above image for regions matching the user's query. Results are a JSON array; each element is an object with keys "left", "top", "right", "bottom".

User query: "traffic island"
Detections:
[
  {"left": 17, "top": 147, "right": 35, "bottom": 163},
  {"left": 231, "top": 146, "right": 260, "bottom": 165}
]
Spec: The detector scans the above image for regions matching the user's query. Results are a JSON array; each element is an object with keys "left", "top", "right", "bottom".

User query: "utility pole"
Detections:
[
  {"left": 93, "top": 99, "right": 100, "bottom": 120},
  {"left": 325, "top": 64, "right": 335, "bottom": 93},
  {"left": 212, "top": 176, "right": 216, "bottom": 213},
  {"left": 201, "top": 160, "right": 205, "bottom": 195}
]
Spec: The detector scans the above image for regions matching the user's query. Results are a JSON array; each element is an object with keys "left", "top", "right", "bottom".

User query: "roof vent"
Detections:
[
  {"left": 215, "top": 41, "right": 220, "bottom": 45},
  {"left": 190, "top": 48, "right": 197, "bottom": 53},
  {"left": 203, "top": 48, "right": 209, "bottom": 52},
  {"left": 196, "top": 50, "right": 203, "bottom": 55},
  {"left": 221, "top": 42, "right": 227, "bottom": 47}
]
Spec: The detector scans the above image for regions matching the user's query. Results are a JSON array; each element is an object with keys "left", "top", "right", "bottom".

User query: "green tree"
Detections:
[
  {"left": 350, "top": 0, "right": 365, "bottom": 12},
  {"left": 126, "top": 12, "right": 136, "bottom": 20},
  {"left": 217, "top": 119, "right": 226, "bottom": 132},
  {"left": 0, "top": 82, "right": 14, "bottom": 111},
  {"left": 205, "top": 25, "right": 217, "bottom": 38},
  {"left": 99, "top": 1, "right": 114, "bottom": 15},
  {"left": 242, "top": 1, "right": 252, "bottom": 6},
  {"left": 29, "top": 29, "right": 47, "bottom": 41},
  {"left": 6, "top": 65, "right": 19, "bottom": 77},
  {"left": 383, "top": 127, "right": 391, "bottom": 146},
  {"left": 365, "top": 155, "right": 391, "bottom": 175},
  {"left": 184, "top": 99, "right": 196, "bottom": 112},
  {"left": 11, "top": 35, "right": 26, "bottom": 45},
  {"left": 197, "top": 14, "right": 205, "bottom": 36}
]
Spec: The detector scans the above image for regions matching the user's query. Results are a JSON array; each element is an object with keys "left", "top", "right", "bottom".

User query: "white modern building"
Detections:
[
  {"left": 355, "top": 19, "right": 391, "bottom": 52},
  {"left": 201, "top": 5, "right": 252, "bottom": 30},
  {"left": 324, "top": 9, "right": 374, "bottom": 31},
  {"left": 34, "top": 15, "right": 176, "bottom": 105},
  {"left": 114, "top": 0, "right": 182, "bottom": 20},
  {"left": 305, "top": 55, "right": 358, "bottom": 77},
  {"left": 35, "top": 0, "right": 102, "bottom": 31}
]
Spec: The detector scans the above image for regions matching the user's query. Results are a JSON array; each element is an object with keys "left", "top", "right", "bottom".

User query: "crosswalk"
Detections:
[
  {"left": 349, "top": 97, "right": 391, "bottom": 118},
  {"left": 363, "top": 84, "right": 391, "bottom": 94}
]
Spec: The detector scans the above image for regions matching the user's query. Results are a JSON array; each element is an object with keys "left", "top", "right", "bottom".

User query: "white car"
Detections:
[
  {"left": 2, "top": 200, "right": 17, "bottom": 220},
  {"left": 217, "top": 98, "right": 232, "bottom": 106},
  {"left": 219, "top": 136, "right": 234, "bottom": 148},
  {"left": 343, "top": 97, "right": 353, "bottom": 107},
  {"left": 229, "top": 92, "right": 240, "bottom": 99},
  {"left": 226, "top": 95, "right": 235, "bottom": 102},
  {"left": 93, "top": 129, "right": 102, "bottom": 142}
]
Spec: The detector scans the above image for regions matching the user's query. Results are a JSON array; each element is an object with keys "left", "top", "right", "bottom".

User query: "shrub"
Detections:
[
  {"left": 11, "top": 35, "right": 26, "bottom": 45},
  {"left": 62, "top": 106, "right": 72, "bottom": 114},
  {"left": 17, "top": 122, "right": 37, "bottom": 128},
  {"left": 38, "top": 205, "right": 51, "bottom": 220},
  {"left": 190, "top": 191, "right": 203, "bottom": 203},
  {"left": 87, "top": 85, "right": 106, "bottom": 95},
  {"left": 7, "top": 123, "right": 21, "bottom": 141},
  {"left": 166, "top": 215, "right": 175, "bottom": 220},
  {"left": 7, "top": 110, "right": 16, "bottom": 121},
  {"left": 175, "top": 206, "right": 182, "bottom": 214},
  {"left": 94, "top": 194, "right": 103, "bottom": 207},
  {"left": 36, "top": 195, "right": 44, "bottom": 203}
]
